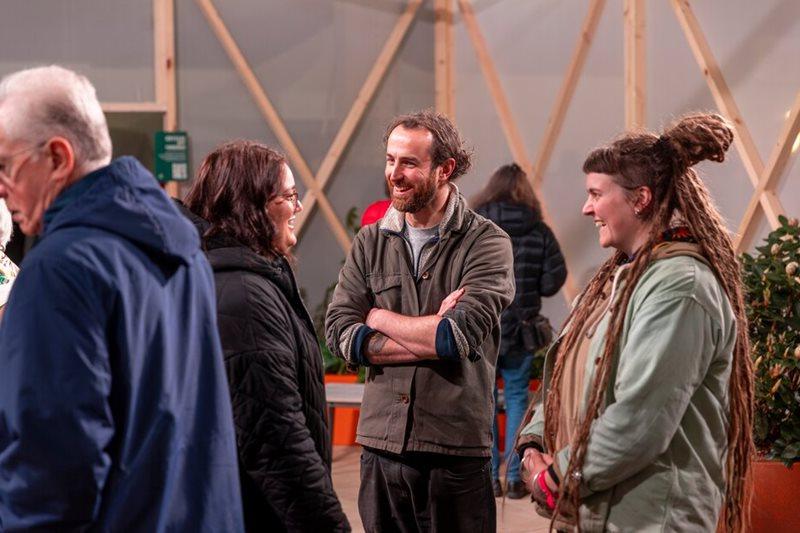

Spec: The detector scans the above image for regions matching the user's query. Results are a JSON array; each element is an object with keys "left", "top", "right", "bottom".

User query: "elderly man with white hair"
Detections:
[
  {"left": 0, "top": 198, "right": 18, "bottom": 315},
  {"left": 0, "top": 66, "right": 244, "bottom": 531}
]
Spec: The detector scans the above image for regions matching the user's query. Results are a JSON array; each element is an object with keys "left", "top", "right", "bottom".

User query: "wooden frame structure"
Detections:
[
  {"left": 165, "top": 0, "right": 794, "bottom": 299},
  {"left": 195, "top": 0, "right": 423, "bottom": 253},
  {"left": 101, "top": 0, "right": 179, "bottom": 198},
  {"left": 439, "top": 0, "right": 797, "bottom": 301}
]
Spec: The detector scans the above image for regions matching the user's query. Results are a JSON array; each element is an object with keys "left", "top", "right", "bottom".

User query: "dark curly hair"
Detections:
[
  {"left": 185, "top": 139, "right": 287, "bottom": 258},
  {"left": 383, "top": 109, "right": 473, "bottom": 181}
]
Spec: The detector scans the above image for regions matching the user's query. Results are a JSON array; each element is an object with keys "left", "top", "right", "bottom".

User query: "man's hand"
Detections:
[
  {"left": 365, "top": 287, "right": 463, "bottom": 330},
  {"left": 360, "top": 288, "right": 464, "bottom": 363},
  {"left": 437, "top": 287, "right": 465, "bottom": 316},
  {"left": 365, "top": 308, "right": 384, "bottom": 330}
]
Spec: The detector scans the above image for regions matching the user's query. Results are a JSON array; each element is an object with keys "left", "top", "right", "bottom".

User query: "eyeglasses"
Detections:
[
  {"left": 0, "top": 141, "right": 46, "bottom": 184},
  {"left": 273, "top": 190, "right": 300, "bottom": 208}
]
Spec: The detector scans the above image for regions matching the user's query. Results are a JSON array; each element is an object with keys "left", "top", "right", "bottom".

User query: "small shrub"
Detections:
[{"left": 741, "top": 215, "right": 800, "bottom": 465}]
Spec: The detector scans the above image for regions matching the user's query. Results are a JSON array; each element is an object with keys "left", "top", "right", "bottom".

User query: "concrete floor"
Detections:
[{"left": 331, "top": 446, "right": 551, "bottom": 532}]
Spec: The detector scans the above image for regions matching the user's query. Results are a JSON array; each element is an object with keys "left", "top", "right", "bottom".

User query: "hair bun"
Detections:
[{"left": 661, "top": 113, "right": 733, "bottom": 171}]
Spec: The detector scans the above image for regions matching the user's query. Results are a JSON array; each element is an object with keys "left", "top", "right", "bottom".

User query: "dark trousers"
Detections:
[{"left": 358, "top": 447, "right": 496, "bottom": 533}]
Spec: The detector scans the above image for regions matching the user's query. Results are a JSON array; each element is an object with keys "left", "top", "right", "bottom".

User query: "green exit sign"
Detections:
[{"left": 154, "top": 131, "right": 189, "bottom": 182}]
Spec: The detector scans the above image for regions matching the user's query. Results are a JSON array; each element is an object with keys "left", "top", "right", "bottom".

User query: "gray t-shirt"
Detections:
[{"left": 403, "top": 222, "right": 439, "bottom": 277}]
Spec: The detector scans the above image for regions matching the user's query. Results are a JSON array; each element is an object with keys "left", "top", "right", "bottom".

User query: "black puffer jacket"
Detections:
[
  {"left": 475, "top": 202, "right": 567, "bottom": 356},
  {"left": 180, "top": 205, "right": 350, "bottom": 533}
]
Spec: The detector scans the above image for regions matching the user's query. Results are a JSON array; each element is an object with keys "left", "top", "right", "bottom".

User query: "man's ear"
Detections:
[
  {"left": 44, "top": 137, "right": 76, "bottom": 184},
  {"left": 437, "top": 158, "right": 456, "bottom": 182}
]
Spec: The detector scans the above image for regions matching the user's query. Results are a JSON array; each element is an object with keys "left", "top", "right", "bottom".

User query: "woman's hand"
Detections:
[{"left": 522, "top": 448, "right": 553, "bottom": 493}]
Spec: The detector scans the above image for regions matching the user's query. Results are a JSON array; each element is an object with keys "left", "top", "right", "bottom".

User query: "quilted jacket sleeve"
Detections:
[
  {"left": 538, "top": 222, "right": 567, "bottom": 297},
  {"left": 226, "top": 283, "right": 350, "bottom": 532}
]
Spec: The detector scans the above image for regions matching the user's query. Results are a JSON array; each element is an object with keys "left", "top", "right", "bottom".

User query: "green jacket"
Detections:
[
  {"left": 325, "top": 186, "right": 514, "bottom": 456},
  {"left": 519, "top": 247, "right": 735, "bottom": 532}
]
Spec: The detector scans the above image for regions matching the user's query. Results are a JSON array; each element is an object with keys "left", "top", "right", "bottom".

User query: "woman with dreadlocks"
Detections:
[{"left": 514, "top": 113, "right": 754, "bottom": 532}]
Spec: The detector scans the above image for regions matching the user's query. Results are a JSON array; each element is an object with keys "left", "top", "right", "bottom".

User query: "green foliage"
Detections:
[
  {"left": 311, "top": 207, "right": 365, "bottom": 382},
  {"left": 741, "top": 215, "right": 800, "bottom": 465}
]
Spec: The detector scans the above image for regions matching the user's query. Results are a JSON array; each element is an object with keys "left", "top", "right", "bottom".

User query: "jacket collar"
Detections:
[{"left": 378, "top": 183, "right": 467, "bottom": 236}]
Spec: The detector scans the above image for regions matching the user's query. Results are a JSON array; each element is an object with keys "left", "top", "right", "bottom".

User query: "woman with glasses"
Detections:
[{"left": 182, "top": 140, "right": 350, "bottom": 533}]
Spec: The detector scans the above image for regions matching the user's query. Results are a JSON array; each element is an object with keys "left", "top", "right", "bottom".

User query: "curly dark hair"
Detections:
[
  {"left": 383, "top": 109, "right": 473, "bottom": 180},
  {"left": 185, "top": 139, "right": 287, "bottom": 257}
]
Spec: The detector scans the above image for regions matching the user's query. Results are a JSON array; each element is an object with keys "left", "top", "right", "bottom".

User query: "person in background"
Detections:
[
  {"left": 0, "top": 65, "right": 243, "bottom": 531},
  {"left": 326, "top": 110, "right": 514, "bottom": 533},
  {"left": 361, "top": 180, "right": 392, "bottom": 227},
  {"left": 0, "top": 199, "right": 19, "bottom": 319},
  {"left": 516, "top": 113, "right": 753, "bottom": 532},
  {"left": 182, "top": 140, "right": 350, "bottom": 533},
  {"left": 472, "top": 163, "right": 567, "bottom": 499}
]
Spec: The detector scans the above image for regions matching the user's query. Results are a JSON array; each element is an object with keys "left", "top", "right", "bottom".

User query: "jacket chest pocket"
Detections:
[{"left": 369, "top": 274, "right": 403, "bottom": 310}]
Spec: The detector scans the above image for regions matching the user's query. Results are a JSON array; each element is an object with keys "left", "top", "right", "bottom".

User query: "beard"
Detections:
[{"left": 389, "top": 173, "right": 437, "bottom": 213}]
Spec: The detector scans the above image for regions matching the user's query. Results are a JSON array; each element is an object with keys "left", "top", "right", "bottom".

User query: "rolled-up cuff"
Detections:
[
  {"left": 338, "top": 322, "right": 363, "bottom": 369},
  {"left": 351, "top": 325, "right": 375, "bottom": 367},
  {"left": 435, "top": 319, "right": 460, "bottom": 360},
  {"left": 445, "top": 317, "right": 480, "bottom": 362}
]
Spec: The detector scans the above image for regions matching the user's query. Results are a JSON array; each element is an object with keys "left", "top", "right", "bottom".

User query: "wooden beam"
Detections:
[
  {"left": 101, "top": 102, "right": 168, "bottom": 114},
  {"left": 154, "top": 0, "right": 179, "bottom": 197},
  {"left": 531, "top": 0, "right": 606, "bottom": 188},
  {"left": 459, "top": 0, "right": 531, "bottom": 172},
  {"left": 459, "top": 0, "right": 579, "bottom": 302},
  {"left": 435, "top": 0, "right": 455, "bottom": 117},
  {"left": 294, "top": 0, "right": 422, "bottom": 238},
  {"left": 670, "top": 0, "right": 765, "bottom": 188},
  {"left": 195, "top": 0, "right": 352, "bottom": 252},
  {"left": 624, "top": 0, "right": 645, "bottom": 129},
  {"left": 734, "top": 91, "right": 800, "bottom": 252}
]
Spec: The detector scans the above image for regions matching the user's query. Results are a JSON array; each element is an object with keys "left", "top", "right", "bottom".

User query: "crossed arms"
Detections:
[
  {"left": 361, "top": 288, "right": 463, "bottom": 365},
  {"left": 324, "top": 226, "right": 514, "bottom": 368}
]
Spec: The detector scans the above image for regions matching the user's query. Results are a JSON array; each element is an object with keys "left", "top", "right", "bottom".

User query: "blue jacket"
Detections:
[{"left": 0, "top": 157, "right": 244, "bottom": 532}]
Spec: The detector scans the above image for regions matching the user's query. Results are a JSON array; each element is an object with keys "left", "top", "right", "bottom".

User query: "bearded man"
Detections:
[{"left": 326, "top": 110, "right": 514, "bottom": 532}]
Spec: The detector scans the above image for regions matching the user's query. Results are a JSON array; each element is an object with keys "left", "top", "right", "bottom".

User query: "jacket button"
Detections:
[
  {"left": 421, "top": 271, "right": 430, "bottom": 280},
  {"left": 399, "top": 394, "right": 410, "bottom": 404},
  {"left": 594, "top": 357, "right": 601, "bottom": 365}
]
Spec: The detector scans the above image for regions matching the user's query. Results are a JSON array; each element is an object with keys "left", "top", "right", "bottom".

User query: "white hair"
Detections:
[
  {"left": 0, "top": 65, "right": 112, "bottom": 169},
  {"left": 0, "top": 199, "right": 12, "bottom": 248}
]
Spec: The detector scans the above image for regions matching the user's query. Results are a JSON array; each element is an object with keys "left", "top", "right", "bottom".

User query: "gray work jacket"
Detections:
[{"left": 325, "top": 186, "right": 514, "bottom": 456}]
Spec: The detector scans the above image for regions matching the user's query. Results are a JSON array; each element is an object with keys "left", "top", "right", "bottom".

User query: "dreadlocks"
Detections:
[{"left": 543, "top": 113, "right": 754, "bottom": 532}]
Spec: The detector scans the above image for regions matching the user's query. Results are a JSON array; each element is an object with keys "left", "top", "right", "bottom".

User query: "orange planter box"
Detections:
[
  {"left": 325, "top": 373, "right": 360, "bottom": 446},
  {"left": 750, "top": 459, "right": 800, "bottom": 532}
]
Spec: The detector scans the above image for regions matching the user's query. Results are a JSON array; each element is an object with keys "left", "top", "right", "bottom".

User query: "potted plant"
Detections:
[{"left": 741, "top": 215, "right": 800, "bottom": 531}]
